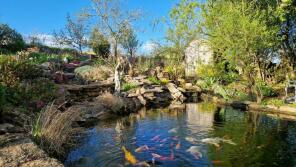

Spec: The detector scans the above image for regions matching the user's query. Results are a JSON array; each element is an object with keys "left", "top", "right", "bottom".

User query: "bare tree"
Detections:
[
  {"left": 84, "top": 0, "right": 141, "bottom": 58},
  {"left": 53, "top": 14, "right": 88, "bottom": 54},
  {"left": 82, "top": 0, "right": 141, "bottom": 93}
]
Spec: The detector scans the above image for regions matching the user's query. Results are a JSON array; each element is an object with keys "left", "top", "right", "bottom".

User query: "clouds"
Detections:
[
  {"left": 24, "top": 33, "right": 64, "bottom": 48},
  {"left": 140, "top": 40, "right": 158, "bottom": 55}
]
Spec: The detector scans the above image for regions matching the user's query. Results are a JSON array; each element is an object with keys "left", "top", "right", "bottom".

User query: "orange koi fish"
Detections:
[
  {"left": 176, "top": 141, "right": 181, "bottom": 149},
  {"left": 135, "top": 145, "right": 149, "bottom": 153},
  {"left": 122, "top": 146, "right": 138, "bottom": 165}
]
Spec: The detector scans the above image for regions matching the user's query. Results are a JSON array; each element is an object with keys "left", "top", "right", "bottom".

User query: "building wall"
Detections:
[{"left": 185, "top": 40, "right": 213, "bottom": 78}]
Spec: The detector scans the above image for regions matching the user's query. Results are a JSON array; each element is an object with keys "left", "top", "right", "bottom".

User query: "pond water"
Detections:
[{"left": 65, "top": 103, "right": 296, "bottom": 167}]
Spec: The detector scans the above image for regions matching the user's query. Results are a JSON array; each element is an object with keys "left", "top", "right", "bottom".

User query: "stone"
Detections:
[
  {"left": 140, "top": 86, "right": 163, "bottom": 94},
  {"left": 0, "top": 142, "right": 63, "bottom": 167},
  {"left": 127, "top": 93, "right": 139, "bottom": 98},
  {"left": 52, "top": 71, "right": 68, "bottom": 84},
  {"left": 143, "top": 92, "right": 155, "bottom": 100},
  {"left": 40, "top": 62, "right": 52, "bottom": 70},
  {"left": 0, "top": 123, "right": 24, "bottom": 134},
  {"left": 166, "top": 83, "right": 187, "bottom": 102},
  {"left": 137, "top": 95, "right": 147, "bottom": 106},
  {"left": 184, "top": 83, "right": 193, "bottom": 88},
  {"left": 177, "top": 87, "right": 186, "bottom": 93}
]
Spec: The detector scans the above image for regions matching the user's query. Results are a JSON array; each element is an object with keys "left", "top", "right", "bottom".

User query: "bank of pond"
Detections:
[{"left": 64, "top": 102, "right": 296, "bottom": 167}]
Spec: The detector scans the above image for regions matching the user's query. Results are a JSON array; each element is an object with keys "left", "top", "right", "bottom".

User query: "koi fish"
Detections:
[
  {"left": 135, "top": 145, "right": 149, "bottom": 153},
  {"left": 212, "top": 160, "right": 223, "bottom": 164},
  {"left": 168, "top": 128, "right": 177, "bottom": 133},
  {"left": 176, "top": 141, "right": 181, "bottom": 149},
  {"left": 151, "top": 135, "right": 161, "bottom": 141},
  {"left": 122, "top": 146, "right": 138, "bottom": 165},
  {"left": 185, "top": 137, "right": 197, "bottom": 143},
  {"left": 172, "top": 136, "right": 179, "bottom": 141},
  {"left": 186, "top": 146, "right": 203, "bottom": 159},
  {"left": 160, "top": 138, "right": 168, "bottom": 143},
  {"left": 136, "top": 161, "right": 151, "bottom": 167},
  {"left": 201, "top": 137, "right": 236, "bottom": 147},
  {"left": 151, "top": 150, "right": 174, "bottom": 161}
]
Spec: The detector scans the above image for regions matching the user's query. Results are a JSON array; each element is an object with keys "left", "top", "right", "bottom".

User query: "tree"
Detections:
[
  {"left": 0, "top": 24, "right": 25, "bottom": 53},
  {"left": 84, "top": 0, "right": 141, "bottom": 93},
  {"left": 85, "top": 0, "right": 141, "bottom": 58},
  {"left": 53, "top": 15, "right": 88, "bottom": 54},
  {"left": 200, "top": 0, "right": 279, "bottom": 103},
  {"left": 164, "top": 0, "right": 200, "bottom": 61},
  {"left": 120, "top": 25, "right": 139, "bottom": 58},
  {"left": 89, "top": 27, "right": 110, "bottom": 58}
]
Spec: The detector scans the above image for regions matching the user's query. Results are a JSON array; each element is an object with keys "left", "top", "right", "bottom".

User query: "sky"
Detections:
[{"left": 0, "top": 0, "right": 178, "bottom": 53}]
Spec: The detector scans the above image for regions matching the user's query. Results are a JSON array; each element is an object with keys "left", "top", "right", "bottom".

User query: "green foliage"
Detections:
[
  {"left": 120, "top": 25, "right": 139, "bottom": 57},
  {"left": 256, "top": 80, "right": 276, "bottom": 97},
  {"left": 0, "top": 56, "right": 42, "bottom": 87},
  {"left": 0, "top": 24, "right": 25, "bottom": 53},
  {"left": 261, "top": 99, "right": 284, "bottom": 108},
  {"left": 165, "top": 0, "right": 200, "bottom": 60},
  {"left": 0, "top": 55, "right": 57, "bottom": 109},
  {"left": 122, "top": 83, "right": 139, "bottom": 92},
  {"left": 164, "top": 62, "right": 185, "bottom": 80},
  {"left": 0, "top": 84, "right": 6, "bottom": 108},
  {"left": 89, "top": 27, "right": 110, "bottom": 58},
  {"left": 28, "top": 52, "right": 75, "bottom": 64},
  {"left": 212, "top": 83, "right": 232, "bottom": 100},
  {"left": 196, "top": 60, "right": 239, "bottom": 84},
  {"left": 148, "top": 76, "right": 161, "bottom": 85}
]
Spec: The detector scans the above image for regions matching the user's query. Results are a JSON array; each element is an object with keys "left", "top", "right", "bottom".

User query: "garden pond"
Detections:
[{"left": 65, "top": 102, "right": 296, "bottom": 167}]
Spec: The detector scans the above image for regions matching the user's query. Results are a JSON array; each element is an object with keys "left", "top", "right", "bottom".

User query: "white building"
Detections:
[{"left": 185, "top": 40, "right": 213, "bottom": 78}]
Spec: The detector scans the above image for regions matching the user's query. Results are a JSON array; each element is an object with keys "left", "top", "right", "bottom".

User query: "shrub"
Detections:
[
  {"left": 32, "top": 104, "right": 80, "bottom": 158},
  {"left": 261, "top": 98, "right": 284, "bottom": 108},
  {"left": 164, "top": 63, "right": 185, "bottom": 80},
  {"left": 148, "top": 76, "right": 161, "bottom": 85},
  {"left": 0, "top": 24, "right": 25, "bottom": 53},
  {"left": 0, "top": 56, "right": 56, "bottom": 108},
  {"left": 75, "top": 65, "right": 112, "bottom": 82},
  {"left": 89, "top": 28, "right": 110, "bottom": 58},
  {"left": 196, "top": 60, "right": 238, "bottom": 84},
  {"left": 0, "top": 56, "right": 42, "bottom": 87},
  {"left": 0, "top": 84, "right": 6, "bottom": 108},
  {"left": 257, "top": 81, "right": 276, "bottom": 97},
  {"left": 122, "top": 83, "right": 139, "bottom": 92}
]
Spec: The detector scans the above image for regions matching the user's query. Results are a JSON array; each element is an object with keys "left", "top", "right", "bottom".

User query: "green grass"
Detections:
[{"left": 122, "top": 83, "right": 139, "bottom": 92}]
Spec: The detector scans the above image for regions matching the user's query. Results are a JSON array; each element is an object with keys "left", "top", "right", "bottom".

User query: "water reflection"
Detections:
[{"left": 65, "top": 103, "right": 296, "bottom": 167}]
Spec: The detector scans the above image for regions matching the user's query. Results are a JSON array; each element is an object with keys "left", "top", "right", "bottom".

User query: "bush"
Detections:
[
  {"left": 164, "top": 63, "right": 185, "bottom": 80},
  {"left": 196, "top": 61, "right": 238, "bottom": 84},
  {"left": 32, "top": 104, "right": 80, "bottom": 158},
  {"left": 89, "top": 28, "right": 110, "bottom": 58},
  {"left": 261, "top": 98, "right": 284, "bottom": 108},
  {"left": 74, "top": 65, "right": 112, "bottom": 82},
  {"left": 0, "top": 24, "right": 25, "bottom": 53},
  {"left": 148, "top": 76, "right": 161, "bottom": 85},
  {"left": 122, "top": 83, "right": 139, "bottom": 92},
  {"left": 256, "top": 80, "right": 276, "bottom": 97},
  {"left": 0, "top": 56, "right": 56, "bottom": 109},
  {"left": 0, "top": 56, "right": 42, "bottom": 87}
]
